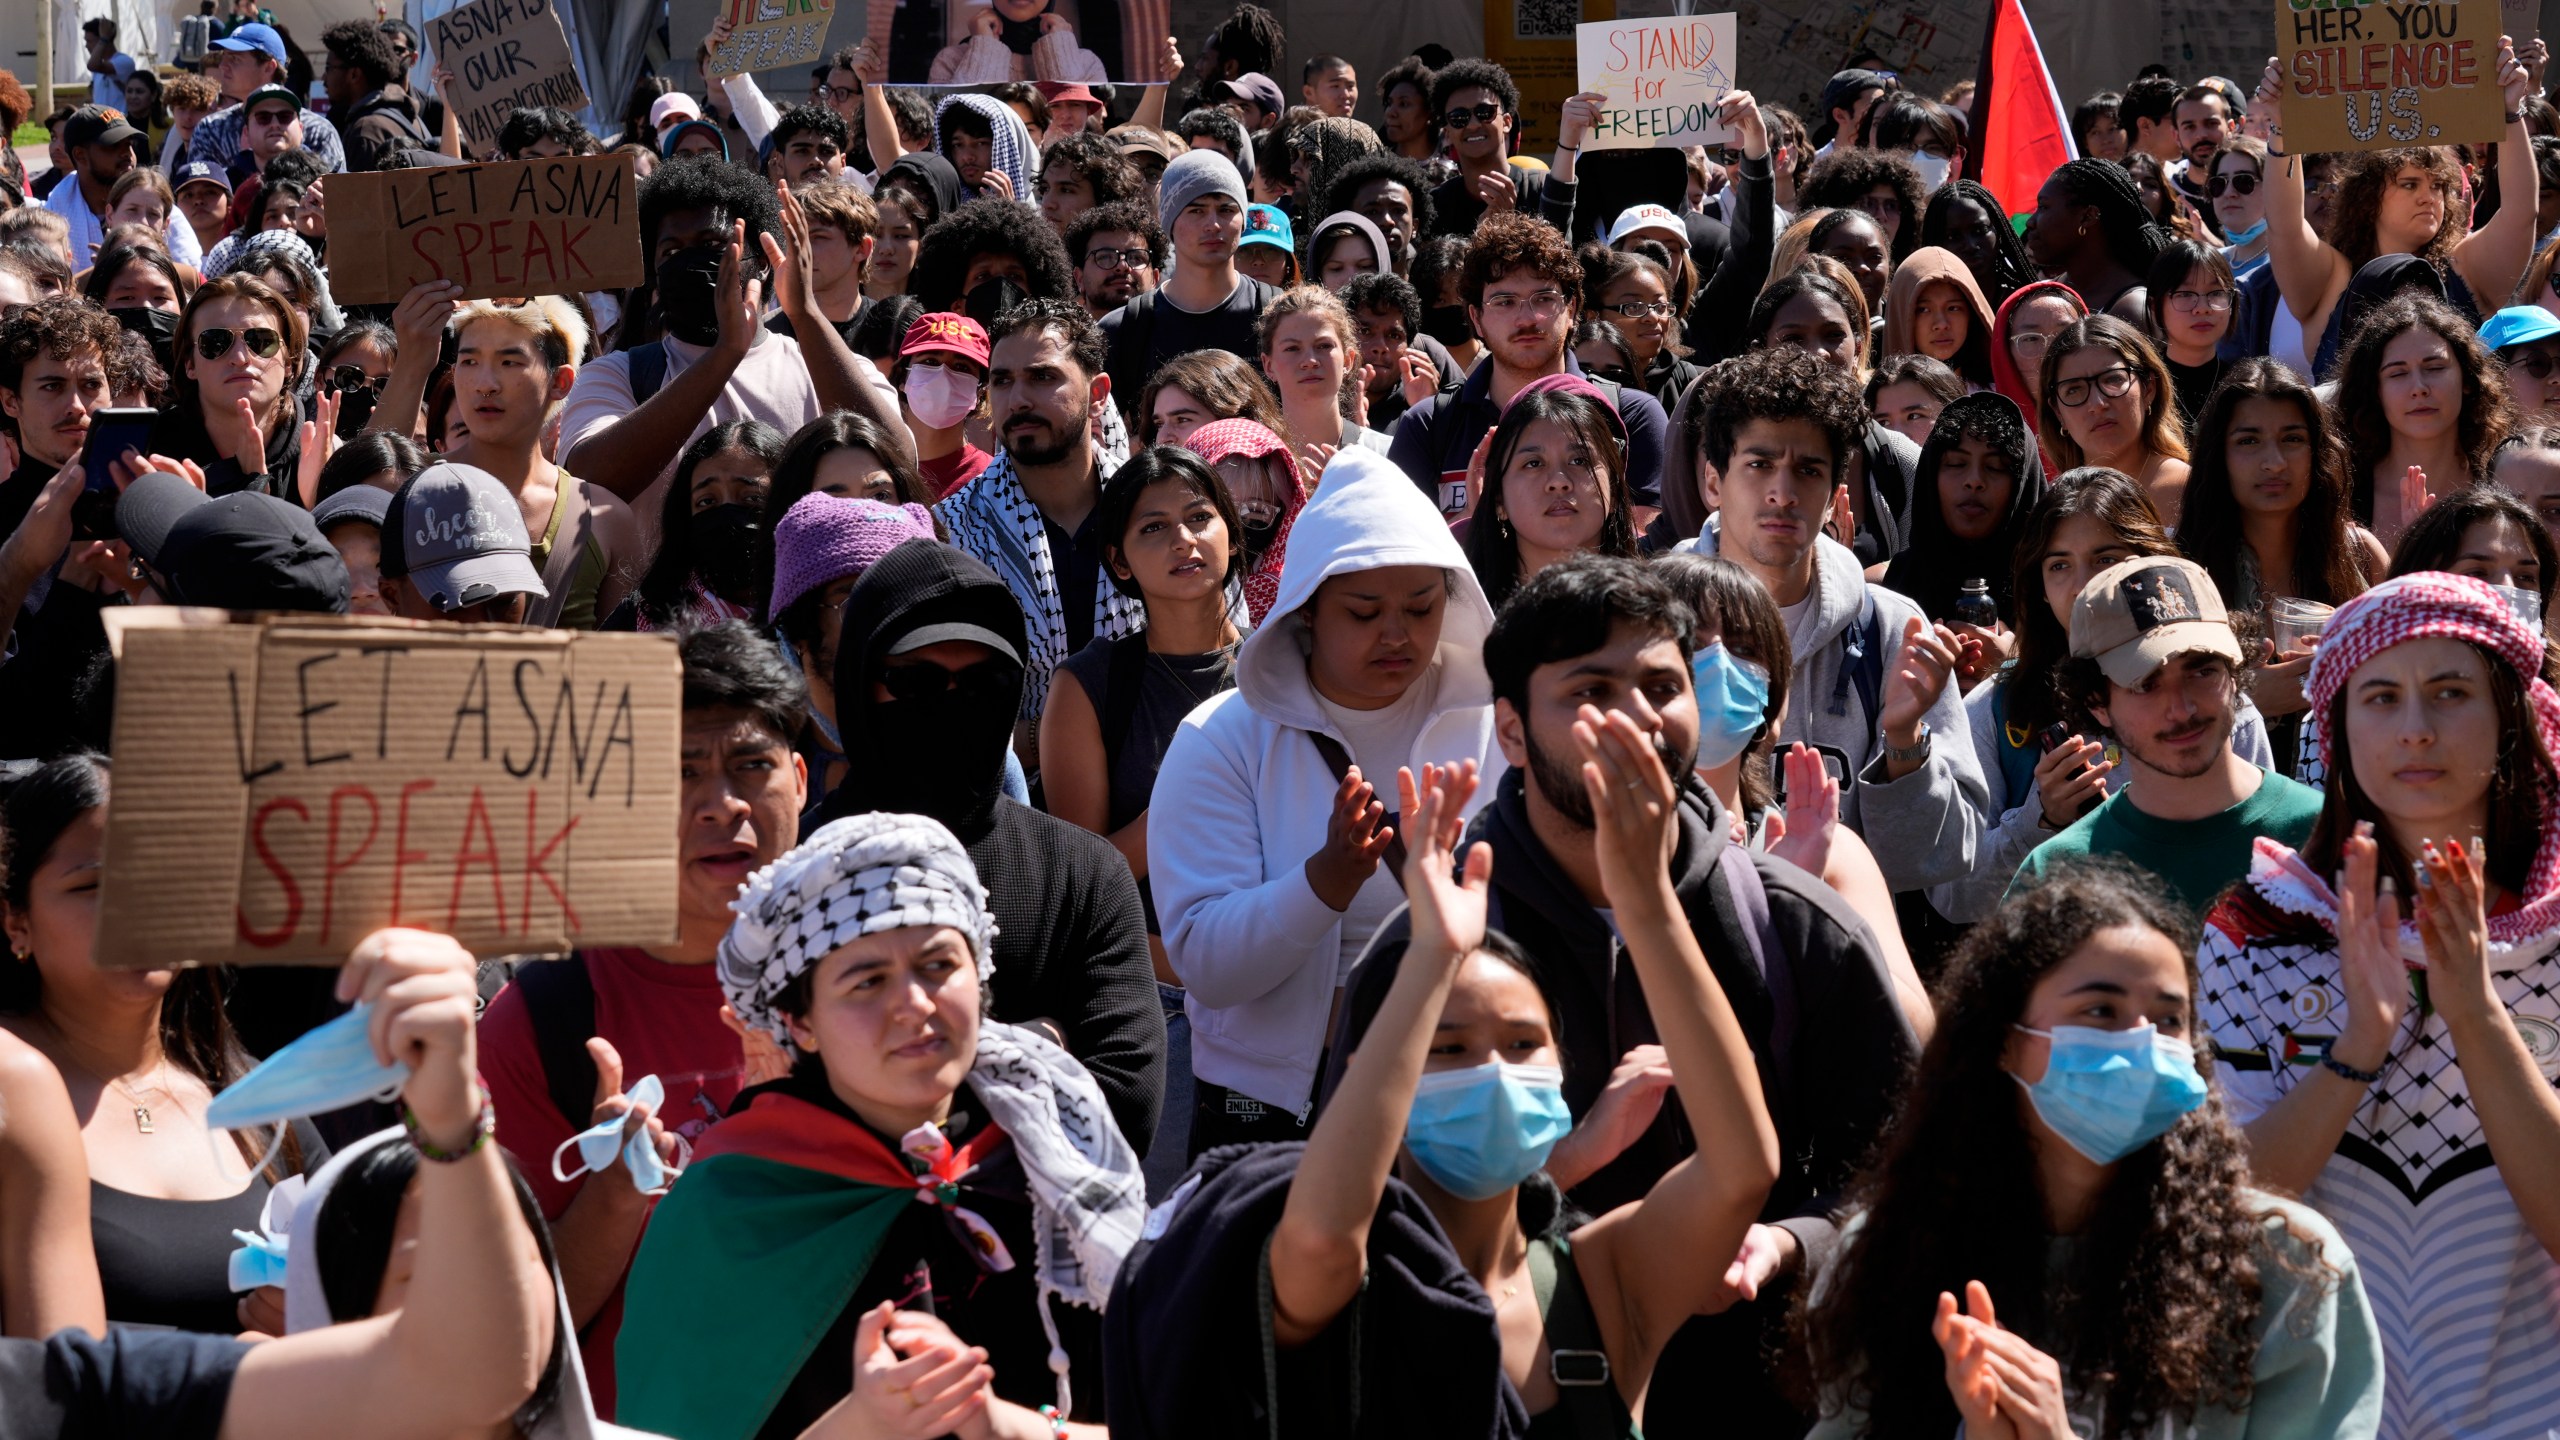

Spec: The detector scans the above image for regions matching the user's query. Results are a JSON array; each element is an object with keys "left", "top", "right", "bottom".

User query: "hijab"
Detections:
[
  {"left": 1988, "top": 278, "right": 2087, "bottom": 421},
  {"left": 1881, "top": 245, "right": 1996, "bottom": 386},
  {"left": 1880, "top": 392, "right": 2047, "bottom": 625}
]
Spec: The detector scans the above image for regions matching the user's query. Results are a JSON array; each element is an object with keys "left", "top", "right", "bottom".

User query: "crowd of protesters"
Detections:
[{"left": 2, "top": 4, "right": 2560, "bottom": 1437}]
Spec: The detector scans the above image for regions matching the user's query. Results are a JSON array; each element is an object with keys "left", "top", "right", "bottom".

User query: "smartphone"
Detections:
[
  {"left": 2037, "top": 721, "right": 2075, "bottom": 755},
  {"left": 73, "top": 409, "right": 158, "bottom": 542}
]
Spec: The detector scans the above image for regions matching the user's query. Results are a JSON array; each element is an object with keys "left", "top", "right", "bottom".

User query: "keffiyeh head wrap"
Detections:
[
  {"left": 2256, "top": 570, "right": 2560, "bottom": 949},
  {"left": 935, "top": 93, "right": 1039, "bottom": 205},
  {"left": 1184, "top": 417, "right": 1303, "bottom": 624},
  {"left": 210, "top": 227, "right": 343, "bottom": 334},
  {"left": 719, "top": 813, "right": 998, "bottom": 1044}
]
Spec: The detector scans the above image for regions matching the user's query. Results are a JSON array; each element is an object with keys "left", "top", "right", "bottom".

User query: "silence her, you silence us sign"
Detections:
[{"left": 2277, "top": 0, "right": 2508, "bottom": 151}]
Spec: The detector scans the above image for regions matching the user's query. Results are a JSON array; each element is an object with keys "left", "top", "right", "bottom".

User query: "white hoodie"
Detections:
[{"left": 1149, "top": 449, "right": 1507, "bottom": 1116}]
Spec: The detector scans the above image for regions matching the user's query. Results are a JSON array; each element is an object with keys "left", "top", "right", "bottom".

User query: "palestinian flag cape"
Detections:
[{"left": 614, "top": 1089, "right": 1007, "bottom": 1440}]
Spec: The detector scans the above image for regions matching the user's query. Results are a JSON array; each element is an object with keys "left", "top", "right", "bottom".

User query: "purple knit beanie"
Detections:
[{"left": 769, "top": 493, "right": 938, "bottom": 617}]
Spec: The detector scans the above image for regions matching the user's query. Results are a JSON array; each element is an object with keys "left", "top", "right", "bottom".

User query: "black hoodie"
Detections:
[
  {"left": 813, "top": 539, "right": 1164, "bottom": 1150},
  {"left": 1338, "top": 774, "right": 1919, "bottom": 1434}
]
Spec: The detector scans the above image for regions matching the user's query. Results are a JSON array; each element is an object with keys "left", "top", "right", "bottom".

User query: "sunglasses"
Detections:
[
  {"left": 2504, "top": 348, "right": 2560, "bottom": 381},
  {"left": 194, "top": 326, "right": 283, "bottom": 361},
  {"left": 1441, "top": 102, "right": 1501, "bottom": 130},
  {"left": 2207, "top": 171, "right": 2260, "bottom": 198},
  {"left": 327, "top": 365, "right": 386, "bottom": 397},
  {"left": 879, "top": 658, "right": 1015, "bottom": 706}
]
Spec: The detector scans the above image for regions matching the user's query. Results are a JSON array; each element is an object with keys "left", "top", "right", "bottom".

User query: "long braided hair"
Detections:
[{"left": 2049, "top": 158, "right": 2170, "bottom": 278}]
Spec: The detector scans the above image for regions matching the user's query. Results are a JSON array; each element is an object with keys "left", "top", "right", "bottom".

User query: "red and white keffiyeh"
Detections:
[{"left": 1182, "top": 418, "right": 1305, "bottom": 625}]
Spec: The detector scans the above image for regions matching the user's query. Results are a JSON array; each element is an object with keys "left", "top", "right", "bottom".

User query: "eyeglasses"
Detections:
[
  {"left": 327, "top": 365, "right": 385, "bottom": 396},
  {"left": 1085, "top": 246, "right": 1151, "bottom": 271},
  {"left": 880, "top": 658, "right": 1016, "bottom": 706},
  {"left": 1855, "top": 196, "right": 1899, "bottom": 222},
  {"left": 2504, "top": 348, "right": 2560, "bottom": 380},
  {"left": 2206, "top": 171, "right": 2260, "bottom": 198},
  {"left": 2053, "top": 365, "right": 2140, "bottom": 408},
  {"left": 2167, "top": 288, "right": 2234, "bottom": 313},
  {"left": 2008, "top": 330, "right": 2055, "bottom": 357},
  {"left": 1604, "top": 299, "right": 1674, "bottom": 320},
  {"left": 195, "top": 326, "right": 283, "bottom": 361},
  {"left": 824, "top": 85, "right": 859, "bottom": 104},
  {"left": 1480, "top": 288, "right": 1569, "bottom": 316},
  {"left": 1441, "top": 102, "right": 1501, "bottom": 130}
]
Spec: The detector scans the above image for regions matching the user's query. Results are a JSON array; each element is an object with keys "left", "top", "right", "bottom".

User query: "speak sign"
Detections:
[
  {"left": 1576, "top": 14, "right": 1737, "bottom": 151},
  {"left": 428, "top": 0, "right": 589, "bottom": 155},
  {"left": 325, "top": 154, "right": 643, "bottom": 307},
  {"left": 96, "top": 612, "right": 682, "bottom": 968},
  {"left": 2277, "top": 0, "right": 2507, "bottom": 152},
  {"left": 704, "top": 0, "right": 835, "bottom": 78}
]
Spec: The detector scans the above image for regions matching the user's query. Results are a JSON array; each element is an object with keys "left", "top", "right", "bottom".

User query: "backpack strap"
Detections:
[
  {"left": 1715, "top": 844, "right": 1797, "bottom": 1091},
  {"left": 523, "top": 475, "right": 592, "bottom": 630},
  {"left": 1107, "top": 290, "right": 1158, "bottom": 421},
  {"left": 1831, "top": 590, "right": 1886, "bottom": 734},
  {"left": 1529, "top": 1236, "right": 1631, "bottom": 1440},
  {"left": 511, "top": 955, "right": 600, "bottom": 1134},
  {"left": 1303, "top": 731, "right": 1409, "bottom": 886},
  {"left": 627, "top": 341, "right": 670, "bottom": 406}
]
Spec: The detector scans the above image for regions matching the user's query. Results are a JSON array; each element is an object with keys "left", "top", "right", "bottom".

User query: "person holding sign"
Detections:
[{"left": 2251, "top": 40, "right": 2539, "bottom": 368}]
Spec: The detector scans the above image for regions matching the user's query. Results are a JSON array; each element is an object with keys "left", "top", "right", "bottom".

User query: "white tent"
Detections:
[{"left": 6, "top": 0, "right": 384, "bottom": 96}]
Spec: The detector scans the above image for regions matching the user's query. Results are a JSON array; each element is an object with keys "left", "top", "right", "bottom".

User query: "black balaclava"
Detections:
[{"left": 813, "top": 538, "right": 1030, "bottom": 841}]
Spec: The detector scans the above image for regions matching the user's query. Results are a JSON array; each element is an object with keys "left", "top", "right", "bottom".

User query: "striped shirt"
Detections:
[
  {"left": 2200, "top": 860, "right": 2560, "bottom": 1439},
  {"left": 187, "top": 103, "right": 344, "bottom": 173}
]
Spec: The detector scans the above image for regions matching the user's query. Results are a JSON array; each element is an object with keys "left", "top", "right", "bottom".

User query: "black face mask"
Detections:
[
  {"left": 1239, "top": 512, "right": 1281, "bottom": 561},
  {"left": 332, "top": 385, "right": 377, "bottom": 439},
  {"left": 686, "top": 502, "right": 765, "bottom": 601},
  {"left": 108, "top": 305, "right": 178, "bottom": 375},
  {"left": 655, "top": 243, "right": 728, "bottom": 347},
  {"left": 860, "top": 670, "right": 1020, "bottom": 833},
  {"left": 1422, "top": 303, "right": 1474, "bottom": 347},
  {"left": 965, "top": 276, "right": 1029, "bottom": 332}
]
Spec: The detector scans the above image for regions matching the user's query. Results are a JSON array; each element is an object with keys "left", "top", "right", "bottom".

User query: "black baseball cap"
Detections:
[
  {"left": 64, "top": 106, "right": 142, "bottom": 151},
  {"left": 121, "top": 474, "right": 350, "bottom": 613},
  {"left": 1819, "top": 68, "right": 1891, "bottom": 120}
]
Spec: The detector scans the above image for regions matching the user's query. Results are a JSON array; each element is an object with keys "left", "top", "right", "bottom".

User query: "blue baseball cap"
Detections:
[
  {"left": 214, "top": 22, "right": 287, "bottom": 67},
  {"left": 172, "top": 159, "right": 231, "bottom": 194},
  {"left": 1241, "top": 203, "right": 1294, "bottom": 254},
  {"left": 2481, "top": 305, "right": 2560, "bottom": 352}
]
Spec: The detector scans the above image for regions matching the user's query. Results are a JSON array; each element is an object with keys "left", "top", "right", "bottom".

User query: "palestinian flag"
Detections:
[
  {"left": 1965, "top": 0, "right": 2078, "bottom": 219},
  {"left": 614, "top": 1090, "right": 1007, "bottom": 1440}
]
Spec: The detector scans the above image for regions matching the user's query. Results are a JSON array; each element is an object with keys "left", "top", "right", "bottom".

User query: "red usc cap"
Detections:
[{"left": 898, "top": 312, "right": 990, "bottom": 367}]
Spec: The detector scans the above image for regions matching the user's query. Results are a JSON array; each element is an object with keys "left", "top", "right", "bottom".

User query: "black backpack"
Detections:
[{"left": 510, "top": 956, "right": 601, "bottom": 1132}]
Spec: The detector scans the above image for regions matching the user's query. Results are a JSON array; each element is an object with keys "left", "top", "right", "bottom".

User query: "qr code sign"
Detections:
[{"left": 1516, "top": 0, "right": 1580, "bottom": 40}]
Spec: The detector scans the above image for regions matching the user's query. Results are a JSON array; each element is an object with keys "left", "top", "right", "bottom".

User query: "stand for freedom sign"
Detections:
[
  {"left": 1577, "top": 14, "right": 1736, "bottom": 150},
  {"left": 2278, "top": 0, "right": 2506, "bottom": 151}
]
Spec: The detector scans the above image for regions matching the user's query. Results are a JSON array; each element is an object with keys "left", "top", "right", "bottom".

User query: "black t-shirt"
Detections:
[
  {"left": 766, "top": 296, "right": 871, "bottom": 349},
  {"left": 1044, "top": 509, "right": 1108, "bottom": 655},
  {"left": 0, "top": 1328, "right": 247, "bottom": 1440},
  {"left": 1098, "top": 278, "right": 1281, "bottom": 411},
  {"left": 93, "top": 1118, "right": 329, "bottom": 1334}
]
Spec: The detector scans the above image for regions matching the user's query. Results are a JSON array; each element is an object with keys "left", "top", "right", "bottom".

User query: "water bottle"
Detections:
[{"left": 1953, "top": 578, "right": 1997, "bottom": 630}]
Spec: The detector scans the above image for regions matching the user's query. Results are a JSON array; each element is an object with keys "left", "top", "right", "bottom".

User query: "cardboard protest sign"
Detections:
[
  {"left": 705, "top": 0, "right": 837, "bottom": 78},
  {"left": 1576, "top": 14, "right": 1737, "bottom": 150},
  {"left": 2503, "top": 0, "right": 2537, "bottom": 42},
  {"left": 325, "top": 155, "right": 643, "bottom": 307},
  {"left": 96, "top": 612, "right": 682, "bottom": 967},
  {"left": 429, "top": 0, "right": 591, "bottom": 155},
  {"left": 2278, "top": 0, "right": 2507, "bottom": 152},
  {"left": 821, "top": 0, "right": 1175, "bottom": 85}
]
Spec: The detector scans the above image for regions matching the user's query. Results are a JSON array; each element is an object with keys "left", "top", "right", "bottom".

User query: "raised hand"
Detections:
[
  {"left": 1716, "top": 88, "right": 1768, "bottom": 160},
  {"left": 1877, "top": 616, "right": 1960, "bottom": 746},
  {"left": 391, "top": 278, "right": 463, "bottom": 356},
  {"left": 233, "top": 396, "right": 268, "bottom": 474},
  {"left": 720, "top": 1003, "right": 796, "bottom": 1086},
  {"left": 1460, "top": 426, "right": 1496, "bottom": 518},
  {"left": 1398, "top": 346, "right": 1440, "bottom": 406},
  {"left": 1764, "top": 743, "right": 1840, "bottom": 877},
  {"left": 1558, "top": 90, "right": 1606, "bottom": 152},
  {"left": 1398, "top": 761, "right": 1489, "bottom": 964},
  {"left": 764, "top": 180, "right": 814, "bottom": 317},
  {"left": 1305, "top": 765, "right": 1394, "bottom": 911},
  {"left": 714, "top": 219, "right": 763, "bottom": 361},
  {"left": 339, "top": 929, "right": 481, "bottom": 1151},
  {"left": 1825, "top": 483, "right": 1854, "bottom": 543},
  {"left": 1699, "top": 1223, "right": 1795, "bottom": 1315},
  {"left": 2331, "top": 821, "right": 2412, "bottom": 1076},
  {"left": 1474, "top": 168, "right": 1516, "bottom": 215},
  {"left": 297, "top": 390, "right": 340, "bottom": 507},
  {"left": 582, "top": 1036, "right": 682, "bottom": 1192},
  {"left": 2414, "top": 834, "right": 2492, "bottom": 1020},
  {"left": 2031, "top": 736, "right": 2110, "bottom": 831},
  {"left": 851, "top": 41, "right": 887, "bottom": 86},
  {"left": 2500, "top": 36, "right": 2531, "bottom": 110},
  {"left": 1573, "top": 703, "right": 1679, "bottom": 910},
  {"left": 2400, "top": 465, "right": 2435, "bottom": 523},
  {"left": 1297, "top": 441, "right": 1338, "bottom": 487}
]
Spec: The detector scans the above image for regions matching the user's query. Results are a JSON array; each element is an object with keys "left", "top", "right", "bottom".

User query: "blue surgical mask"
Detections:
[
  {"left": 1404, "top": 1061, "right": 1571, "bottom": 1201},
  {"left": 550, "top": 1073, "right": 686, "bottom": 1195},
  {"left": 1692, "top": 640, "right": 1771, "bottom": 769},
  {"left": 2224, "top": 217, "right": 2269, "bottom": 246},
  {"left": 2011, "top": 1022, "right": 2207, "bottom": 1163},
  {"left": 207, "top": 1004, "right": 409, "bottom": 1133}
]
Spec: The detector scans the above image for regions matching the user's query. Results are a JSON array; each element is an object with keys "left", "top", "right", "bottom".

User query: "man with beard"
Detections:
[
  {"left": 1389, "top": 212, "right": 1668, "bottom": 525},
  {"left": 1348, "top": 554, "right": 1916, "bottom": 1436},
  {"left": 811, "top": 535, "right": 1164, "bottom": 1150},
  {"left": 938, "top": 299, "right": 1150, "bottom": 754},
  {"left": 2009, "top": 555, "right": 2319, "bottom": 915},
  {"left": 1064, "top": 200, "right": 1163, "bottom": 322},
  {"left": 1692, "top": 347, "right": 1986, "bottom": 894},
  {"left": 44, "top": 106, "right": 203, "bottom": 267}
]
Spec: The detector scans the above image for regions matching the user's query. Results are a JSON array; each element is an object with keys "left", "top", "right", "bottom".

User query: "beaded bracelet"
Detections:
[
  {"left": 1038, "top": 1404, "right": 1070, "bottom": 1439},
  {"left": 404, "top": 1090, "right": 496, "bottom": 1163},
  {"left": 2320, "top": 1053, "right": 2383, "bottom": 1086}
]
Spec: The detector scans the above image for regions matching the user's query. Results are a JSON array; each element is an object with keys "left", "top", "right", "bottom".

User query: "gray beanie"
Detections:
[{"left": 1158, "top": 148, "right": 1248, "bottom": 232}]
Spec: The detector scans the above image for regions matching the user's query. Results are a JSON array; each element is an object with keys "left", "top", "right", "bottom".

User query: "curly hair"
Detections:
[
  {"left": 0, "top": 297, "right": 122, "bottom": 423},
  {"left": 1206, "top": 3, "right": 1285, "bottom": 79},
  {"left": 1038, "top": 131, "right": 1145, "bottom": 211},
  {"left": 320, "top": 18, "right": 404, "bottom": 92},
  {"left": 1687, "top": 345, "right": 1867, "bottom": 477},
  {"left": 497, "top": 105, "right": 593, "bottom": 158},
  {"left": 2334, "top": 293, "right": 2515, "bottom": 515},
  {"left": 1800, "top": 856, "right": 2317, "bottom": 1440},
  {"left": 639, "top": 155, "right": 782, "bottom": 277},
  {"left": 770, "top": 103, "right": 849, "bottom": 155},
  {"left": 1460, "top": 212, "right": 1582, "bottom": 308},
  {"left": 2035, "top": 314, "right": 2189, "bottom": 474},
  {"left": 988, "top": 296, "right": 1106, "bottom": 382},
  {"left": 2176, "top": 357, "right": 2373, "bottom": 609},
  {"left": 908, "top": 197, "right": 1077, "bottom": 312},
  {"left": 1429, "top": 58, "right": 1520, "bottom": 120},
  {"left": 1797, "top": 147, "right": 1927, "bottom": 263},
  {"left": 1134, "top": 349, "right": 1284, "bottom": 444},
  {"left": 1462, "top": 386, "right": 1639, "bottom": 606},
  {"left": 1063, "top": 198, "right": 1165, "bottom": 270},
  {"left": 1322, "top": 153, "right": 1438, "bottom": 246},
  {"left": 1342, "top": 270, "right": 1422, "bottom": 338},
  {"left": 2327, "top": 146, "right": 2467, "bottom": 274}
]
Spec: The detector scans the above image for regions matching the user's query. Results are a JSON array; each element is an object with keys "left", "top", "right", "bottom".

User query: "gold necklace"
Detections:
[{"left": 108, "top": 1066, "right": 174, "bottom": 1135}]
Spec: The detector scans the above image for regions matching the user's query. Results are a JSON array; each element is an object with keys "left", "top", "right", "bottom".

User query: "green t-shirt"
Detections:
[{"left": 2006, "top": 769, "right": 2324, "bottom": 917}]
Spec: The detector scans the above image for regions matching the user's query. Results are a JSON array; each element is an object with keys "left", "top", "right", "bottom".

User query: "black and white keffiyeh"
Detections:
[{"left": 719, "top": 813, "right": 998, "bottom": 1044}]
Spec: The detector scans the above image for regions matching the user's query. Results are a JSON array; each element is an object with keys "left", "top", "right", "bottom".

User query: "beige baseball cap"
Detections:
[{"left": 2069, "top": 555, "right": 2243, "bottom": 687}]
